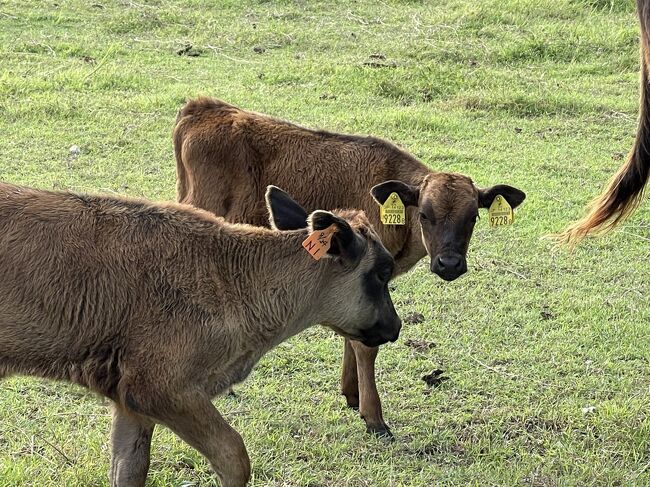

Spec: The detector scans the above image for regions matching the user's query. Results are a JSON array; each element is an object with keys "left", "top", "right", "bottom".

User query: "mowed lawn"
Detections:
[{"left": 1, "top": 0, "right": 649, "bottom": 485}]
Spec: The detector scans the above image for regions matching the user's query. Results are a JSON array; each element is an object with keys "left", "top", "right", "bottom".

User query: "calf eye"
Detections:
[{"left": 419, "top": 212, "right": 428, "bottom": 221}]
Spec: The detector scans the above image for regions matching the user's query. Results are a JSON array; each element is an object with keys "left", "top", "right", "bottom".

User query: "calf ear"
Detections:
[
  {"left": 370, "top": 180, "right": 420, "bottom": 207},
  {"left": 478, "top": 184, "right": 526, "bottom": 209},
  {"left": 266, "top": 185, "right": 309, "bottom": 230},
  {"left": 309, "top": 211, "right": 365, "bottom": 264}
]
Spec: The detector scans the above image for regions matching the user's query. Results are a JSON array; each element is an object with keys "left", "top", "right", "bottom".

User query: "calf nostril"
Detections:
[{"left": 438, "top": 255, "right": 461, "bottom": 270}]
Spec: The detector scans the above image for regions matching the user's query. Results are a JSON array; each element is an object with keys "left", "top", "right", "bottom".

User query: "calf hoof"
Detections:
[
  {"left": 366, "top": 424, "right": 394, "bottom": 441},
  {"left": 343, "top": 393, "right": 359, "bottom": 410}
]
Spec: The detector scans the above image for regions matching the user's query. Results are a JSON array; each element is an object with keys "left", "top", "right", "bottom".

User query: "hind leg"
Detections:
[{"left": 109, "top": 404, "right": 155, "bottom": 487}]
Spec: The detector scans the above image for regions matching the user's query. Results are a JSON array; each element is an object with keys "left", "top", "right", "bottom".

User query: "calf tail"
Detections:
[{"left": 557, "top": 0, "right": 650, "bottom": 245}]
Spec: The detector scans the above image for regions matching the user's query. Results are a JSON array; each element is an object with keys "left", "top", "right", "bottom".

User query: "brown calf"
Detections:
[
  {"left": 174, "top": 98, "right": 526, "bottom": 437},
  {"left": 0, "top": 182, "right": 401, "bottom": 486},
  {"left": 559, "top": 0, "right": 650, "bottom": 244}
]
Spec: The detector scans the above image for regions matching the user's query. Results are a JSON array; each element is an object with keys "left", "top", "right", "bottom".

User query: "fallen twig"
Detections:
[
  {"left": 205, "top": 45, "right": 259, "bottom": 64},
  {"left": 468, "top": 354, "right": 520, "bottom": 380}
]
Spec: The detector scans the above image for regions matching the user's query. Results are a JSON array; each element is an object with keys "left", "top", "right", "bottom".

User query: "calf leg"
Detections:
[
  {"left": 109, "top": 404, "right": 154, "bottom": 487},
  {"left": 341, "top": 338, "right": 359, "bottom": 408},
  {"left": 350, "top": 341, "right": 392, "bottom": 439},
  {"left": 153, "top": 393, "right": 250, "bottom": 487}
]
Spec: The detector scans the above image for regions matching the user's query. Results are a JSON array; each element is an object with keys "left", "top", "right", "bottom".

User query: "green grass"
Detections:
[{"left": 1, "top": 0, "right": 649, "bottom": 485}]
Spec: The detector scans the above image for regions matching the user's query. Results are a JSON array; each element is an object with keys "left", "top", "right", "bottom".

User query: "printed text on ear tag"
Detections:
[
  {"left": 302, "top": 225, "right": 337, "bottom": 260},
  {"left": 380, "top": 192, "right": 405, "bottom": 225},
  {"left": 488, "top": 195, "right": 514, "bottom": 228}
]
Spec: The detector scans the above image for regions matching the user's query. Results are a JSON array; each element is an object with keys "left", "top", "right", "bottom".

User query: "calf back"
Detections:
[{"left": 174, "top": 98, "right": 426, "bottom": 260}]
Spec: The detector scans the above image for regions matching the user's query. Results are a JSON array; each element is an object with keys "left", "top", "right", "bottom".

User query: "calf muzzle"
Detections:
[
  {"left": 431, "top": 252, "right": 467, "bottom": 281},
  {"left": 361, "top": 318, "right": 402, "bottom": 347}
]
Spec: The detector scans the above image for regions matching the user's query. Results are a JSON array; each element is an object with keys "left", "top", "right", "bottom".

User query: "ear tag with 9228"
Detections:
[
  {"left": 488, "top": 195, "right": 514, "bottom": 228},
  {"left": 302, "top": 225, "right": 337, "bottom": 260},
  {"left": 380, "top": 192, "right": 405, "bottom": 225}
]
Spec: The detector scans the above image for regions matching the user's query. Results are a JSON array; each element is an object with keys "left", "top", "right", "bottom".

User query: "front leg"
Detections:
[
  {"left": 341, "top": 338, "right": 359, "bottom": 408},
  {"left": 151, "top": 391, "right": 251, "bottom": 487},
  {"left": 109, "top": 404, "right": 155, "bottom": 487},
  {"left": 350, "top": 341, "right": 392, "bottom": 439}
]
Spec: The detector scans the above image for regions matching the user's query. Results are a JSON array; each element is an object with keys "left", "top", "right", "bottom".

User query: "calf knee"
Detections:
[{"left": 214, "top": 434, "right": 251, "bottom": 487}]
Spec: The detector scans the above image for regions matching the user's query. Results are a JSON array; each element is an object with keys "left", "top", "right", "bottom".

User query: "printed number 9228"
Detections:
[
  {"left": 490, "top": 216, "right": 510, "bottom": 226},
  {"left": 383, "top": 214, "right": 404, "bottom": 224}
]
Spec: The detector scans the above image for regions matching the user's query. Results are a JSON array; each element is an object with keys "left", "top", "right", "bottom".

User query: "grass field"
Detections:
[{"left": 1, "top": 0, "right": 649, "bottom": 485}]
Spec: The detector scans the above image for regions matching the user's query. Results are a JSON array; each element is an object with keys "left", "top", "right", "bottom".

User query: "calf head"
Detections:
[
  {"left": 372, "top": 174, "right": 526, "bottom": 281},
  {"left": 266, "top": 186, "right": 401, "bottom": 347}
]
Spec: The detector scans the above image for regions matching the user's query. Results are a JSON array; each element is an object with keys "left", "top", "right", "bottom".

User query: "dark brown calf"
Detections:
[
  {"left": 0, "top": 182, "right": 401, "bottom": 486},
  {"left": 174, "top": 98, "right": 525, "bottom": 437}
]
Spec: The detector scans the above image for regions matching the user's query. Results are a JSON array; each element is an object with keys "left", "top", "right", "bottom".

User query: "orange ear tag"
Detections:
[{"left": 302, "top": 225, "right": 337, "bottom": 261}]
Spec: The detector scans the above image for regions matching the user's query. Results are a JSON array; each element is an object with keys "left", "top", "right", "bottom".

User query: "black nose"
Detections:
[
  {"left": 431, "top": 253, "right": 467, "bottom": 281},
  {"left": 361, "top": 318, "right": 402, "bottom": 347},
  {"left": 387, "top": 320, "right": 402, "bottom": 342},
  {"left": 437, "top": 255, "right": 461, "bottom": 270}
]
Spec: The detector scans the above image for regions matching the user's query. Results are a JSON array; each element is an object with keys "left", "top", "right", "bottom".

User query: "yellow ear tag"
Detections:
[
  {"left": 302, "top": 225, "right": 337, "bottom": 260},
  {"left": 488, "top": 195, "right": 514, "bottom": 228},
  {"left": 380, "top": 192, "right": 406, "bottom": 225}
]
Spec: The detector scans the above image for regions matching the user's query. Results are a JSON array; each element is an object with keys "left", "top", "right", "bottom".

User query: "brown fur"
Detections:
[
  {"left": 173, "top": 97, "right": 525, "bottom": 436},
  {"left": 558, "top": 0, "right": 650, "bottom": 245},
  {"left": 174, "top": 98, "right": 426, "bottom": 243},
  {"left": 0, "top": 181, "right": 400, "bottom": 486}
]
